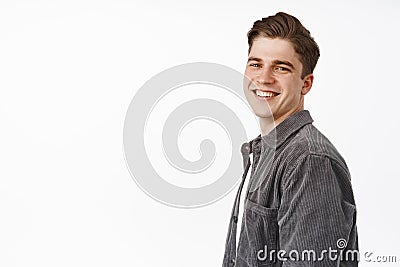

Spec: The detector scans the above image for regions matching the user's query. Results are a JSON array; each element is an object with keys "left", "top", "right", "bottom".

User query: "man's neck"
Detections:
[
  {"left": 259, "top": 117, "right": 275, "bottom": 137},
  {"left": 260, "top": 108, "right": 305, "bottom": 136}
]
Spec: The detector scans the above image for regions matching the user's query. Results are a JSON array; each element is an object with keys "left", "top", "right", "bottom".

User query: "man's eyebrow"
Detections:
[
  {"left": 247, "top": 57, "right": 296, "bottom": 70},
  {"left": 272, "top": 60, "right": 295, "bottom": 70},
  {"left": 247, "top": 57, "right": 262, "bottom": 63}
]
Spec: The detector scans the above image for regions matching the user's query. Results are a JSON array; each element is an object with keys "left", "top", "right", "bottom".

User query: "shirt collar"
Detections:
[{"left": 249, "top": 110, "right": 314, "bottom": 153}]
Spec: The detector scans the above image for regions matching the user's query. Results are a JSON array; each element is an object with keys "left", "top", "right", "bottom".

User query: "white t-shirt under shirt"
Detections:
[{"left": 236, "top": 153, "right": 253, "bottom": 246}]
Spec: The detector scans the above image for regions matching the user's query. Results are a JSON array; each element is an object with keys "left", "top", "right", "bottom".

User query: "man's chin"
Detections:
[{"left": 254, "top": 111, "right": 274, "bottom": 119}]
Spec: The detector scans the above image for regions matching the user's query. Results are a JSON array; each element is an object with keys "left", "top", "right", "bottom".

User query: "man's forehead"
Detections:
[{"left": 248, "top": 37, "right": 301, "bottom": 65}]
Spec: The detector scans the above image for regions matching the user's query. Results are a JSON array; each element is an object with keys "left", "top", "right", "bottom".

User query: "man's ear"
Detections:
[{"left": 301, "top": 73, "right": 314, "bottom": 95}]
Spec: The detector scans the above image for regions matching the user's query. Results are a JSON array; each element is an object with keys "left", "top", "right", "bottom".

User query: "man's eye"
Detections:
[
  {"left": 274, "top": 66, "right": 289, "bottom": 72},
  {"left": 249, "top": 63, "right": 261, "bottom": 68}
]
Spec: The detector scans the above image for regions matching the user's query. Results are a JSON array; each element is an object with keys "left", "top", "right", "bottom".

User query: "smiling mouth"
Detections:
[{"left": 253, "top": 89, "right": 280, "bottom": 99}]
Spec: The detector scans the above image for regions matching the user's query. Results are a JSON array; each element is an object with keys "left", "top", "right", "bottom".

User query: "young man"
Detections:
[{"left": 223, "top": 12, "right": 358, "bottom": 266}]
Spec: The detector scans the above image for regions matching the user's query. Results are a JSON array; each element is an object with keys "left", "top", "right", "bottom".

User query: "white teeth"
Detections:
[{"left": 255, "top": 90, "right": 277, "bottom": 97}]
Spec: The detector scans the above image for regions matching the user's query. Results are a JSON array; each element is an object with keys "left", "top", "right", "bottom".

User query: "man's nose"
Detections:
[{"left": 257, "top": 67, "right": 275, "bottom": 84}]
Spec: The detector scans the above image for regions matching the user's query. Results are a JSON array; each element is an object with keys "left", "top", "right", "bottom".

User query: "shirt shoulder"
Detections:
[
  {"left": 279, "top": 124, "right": 356, "bottom": 205},
  {"left": 279, "top": 123, "right": 349, "bottom": 179}
]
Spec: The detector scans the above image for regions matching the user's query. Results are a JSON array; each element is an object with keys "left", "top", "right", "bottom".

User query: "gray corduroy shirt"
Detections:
[{"left": 223, "top": 110, "right": 358, "bottom": 267}]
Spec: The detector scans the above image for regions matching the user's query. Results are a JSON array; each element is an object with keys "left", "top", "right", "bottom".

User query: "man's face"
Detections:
[{"left": 243, "top": 37, "right": 313, "bottom": 126}]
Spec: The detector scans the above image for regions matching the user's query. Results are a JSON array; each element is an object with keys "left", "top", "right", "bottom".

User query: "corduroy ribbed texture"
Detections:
[{"left": 223, "top": 110, "right": 358, "bottom": 267}]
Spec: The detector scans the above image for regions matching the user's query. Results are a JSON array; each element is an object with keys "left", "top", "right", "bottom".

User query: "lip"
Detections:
[
  {"left": 251, "top": 89, "right": 281, "bottom": 101},
  {"left": 251, "top": 89, "right": 280, "bottom": 94}
]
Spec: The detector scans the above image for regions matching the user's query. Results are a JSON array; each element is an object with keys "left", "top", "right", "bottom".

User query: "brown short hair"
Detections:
[{"left": 248, "top": 12, "right": 320, "bottom": 78}]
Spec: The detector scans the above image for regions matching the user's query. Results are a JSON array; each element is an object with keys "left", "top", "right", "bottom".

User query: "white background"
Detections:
[{"left": 1, "top": 0, "right": 399, "bottom": 266}]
